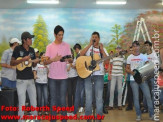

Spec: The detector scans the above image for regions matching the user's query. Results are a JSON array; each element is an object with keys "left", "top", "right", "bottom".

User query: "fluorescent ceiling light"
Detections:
[
  {"left": 96, "top": 0, "right": 127, "bottom": 5},
  {"left": 27, "top": 0, "right": 59, "bottom": 4}
]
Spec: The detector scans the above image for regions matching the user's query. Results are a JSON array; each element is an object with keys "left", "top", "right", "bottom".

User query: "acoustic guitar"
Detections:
[
  {"left": 76, "top": 50, "right": 127, "bottom": 78},
  {"left": 16, "top": 56, "right": 49, "bottom": 71}
]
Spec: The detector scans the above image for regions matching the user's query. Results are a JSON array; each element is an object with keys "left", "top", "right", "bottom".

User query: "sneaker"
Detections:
[
  {"left": 103, "top": 107, "right": 108, "bottom": 114},
  {"left": 136, "top": 116, "right": 141, "bottom": 121},
  {"left": 118, "top": 106, "right": 122, "bottom": 110},
  {"left": 108, "top": 106, "right": 113, "bottom": 110},
  {"left": 67, "top": 112, "right": 74, "bottom": 116},
  {"left": 126, "top": 106, "right": 133, "bottom": 111},
  {"left": 141, "top": 109, "right": 148, "bottom": 113},
  {"left": 149, "top": 115, "right": 154, "bottom": 121},
  {"left": 79, "top": 107, "right": 84, "bottom": 113}
]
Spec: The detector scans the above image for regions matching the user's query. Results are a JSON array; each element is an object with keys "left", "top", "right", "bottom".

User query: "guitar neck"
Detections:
[
  {"left": 96, "top": 50, "right": 127, "bottom": 64},
  {"left": 28, "top": 59, "right": 40, "bottom": 63},
  {"left": 96, "top": 54, "right": 118, "bottom": 64}
]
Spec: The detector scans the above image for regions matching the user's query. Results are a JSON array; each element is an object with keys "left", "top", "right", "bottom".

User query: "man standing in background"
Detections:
[
  {"left": 73, "top": 43, "right": 85, "bottom": 115},
  {"left": 126, "top": 41, "right": 154, "bottom": 121},
  {"left": 1, "top": 38, "right": 20, "bottom": 88},
  {"left": 108, "top": 46, "right": 126, "bottom": 110}
]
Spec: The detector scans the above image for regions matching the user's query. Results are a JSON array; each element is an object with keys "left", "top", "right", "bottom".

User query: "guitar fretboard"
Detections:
[{"left": 96, "top": 50, "right": 127, "bottom": 64}]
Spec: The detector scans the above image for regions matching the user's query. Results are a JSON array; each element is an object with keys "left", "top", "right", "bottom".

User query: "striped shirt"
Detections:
[{"left": 110, "top": 56, "right": 125, "bottom": 76}]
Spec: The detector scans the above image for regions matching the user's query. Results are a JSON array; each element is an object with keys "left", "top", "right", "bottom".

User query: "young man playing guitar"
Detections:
[
  {"left": 10, "top": 32, "right": 39, "bottom": 122},
  {"left": 80, "top": 32, "right": 109, "bottom": 122}
]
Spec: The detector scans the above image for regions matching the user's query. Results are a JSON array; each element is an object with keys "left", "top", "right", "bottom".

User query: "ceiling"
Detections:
[{"left": 0, "top": 0, "right": 162, "bottom": 9}]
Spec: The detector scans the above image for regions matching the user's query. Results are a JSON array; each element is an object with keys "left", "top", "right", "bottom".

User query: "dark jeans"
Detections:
[
  {"left": 103, "top": 81, "right": 110, "bottom": 106},
  {"left": 126, "top": 81, "right": 133, "bottom": 108},
  {"left": 73, "top": 77, "right": 85, "bottom": 114},
  {"left": 104, "top": 81, "right": 118, "bottom": 107},
  {"left": 36, "top": 83, "right": 48, "bottom": 109},
  {"left": 1, "top": 77, "right": 16, "bottom": 88},
  {"left": 48, "top": 78, "right": 68, "bottom": 122},
  {"left": 67, "top": 77, "right": 77, "bottom": 107}
]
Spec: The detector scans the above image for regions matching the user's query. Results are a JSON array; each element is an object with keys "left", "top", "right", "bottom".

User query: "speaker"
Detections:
[{"left": 0, "top": 88, "right": 18, "bottom": 122}]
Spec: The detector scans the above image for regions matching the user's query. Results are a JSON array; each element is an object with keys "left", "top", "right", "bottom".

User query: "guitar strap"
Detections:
[{"left": 99, "top": 46, "right": 103, "bottom": 58}]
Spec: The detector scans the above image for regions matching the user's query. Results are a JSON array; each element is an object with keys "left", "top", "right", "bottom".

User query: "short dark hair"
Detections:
[
  {"left": 73, "top": 43, "right": 81, "bottom": 50},
  {"left": 54, "top": 25, "right": 64, "bottom": 35},
  {"left": 132, "top": 41, "right": 140, "bottom": 46},
  {"left": 39, "top": 52, "right": 45, "bottom": 58},
  {"left": 144, "top": 41, "right": 152, "bottom": 46},
  {"left": 92, "top": 31, "right": 100, "bottom": 38},
  {"left": 39, "top": 52, "right": 45, "bottom": 57}
]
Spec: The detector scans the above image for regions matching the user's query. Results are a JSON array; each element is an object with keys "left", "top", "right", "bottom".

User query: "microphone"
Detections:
[{"left": 93, "top": 39, "right": 96, "bottom": 42}]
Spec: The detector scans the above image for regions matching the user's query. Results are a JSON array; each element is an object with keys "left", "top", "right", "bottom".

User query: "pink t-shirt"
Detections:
[{"left": 45, "top": 42, "right": 71, "bottom": 79}]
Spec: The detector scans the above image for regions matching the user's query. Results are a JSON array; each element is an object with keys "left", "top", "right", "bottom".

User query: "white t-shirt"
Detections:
[
  {"left": 33, "top": 64, "right": 48, "bottom": 84},
  {"left": 110, "top": 56, "right": 125, "bottom": 76},
  {"left": 67, "top": 58, "right": 78, "bottom": 78},
  {"left": 85, "top": 46, "right": 108, "bottom": 75},
  {"left": 127, "top": 53, "right": 148, "bottom": 81},
  {"left": 145, "top": 51, "right": 159, "bottom": 64}
]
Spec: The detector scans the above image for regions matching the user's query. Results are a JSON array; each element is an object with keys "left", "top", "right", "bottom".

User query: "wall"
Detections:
[{"left": 0, "top": 8, "right": 162, "bottom": 53}]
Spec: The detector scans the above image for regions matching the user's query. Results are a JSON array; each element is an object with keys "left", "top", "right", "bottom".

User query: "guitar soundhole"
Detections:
[
  {"left": 85, "top": 61, "right": 88, "bottom": 70},
  {"left": 24, "top": 61, "right": 29, "bottom": 66}
]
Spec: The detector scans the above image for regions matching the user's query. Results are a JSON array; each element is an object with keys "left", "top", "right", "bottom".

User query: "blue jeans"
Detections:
[
  {"left": 130, "top": 80, "right": 154, "bottom": 117},
  {"left": 1, "top": 77, "right": 16, "bottom": 88},
  {"left": 35, "top": 83, "right": 48, "bottom": 108},
  {"left": 143, "top": 78, "right": 154, "bottom": 110},
  {"left": 84, "top": 75, "right": 104, "bottom": 116},
  {"left": 73, "top": 77, "right": 85, "bottom": 114},
  {"left": 48, "top": 78, "right": 67, "bottom": 122}
]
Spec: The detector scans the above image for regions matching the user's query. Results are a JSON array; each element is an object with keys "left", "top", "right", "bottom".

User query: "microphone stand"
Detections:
[
  {"left": 89, "top": 40, "right": 96, "bottom": 71},
  {"left": 90, "top": 40, "right": 96, "bottom": 122}
]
